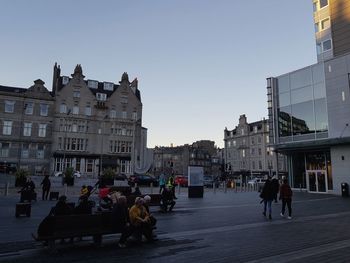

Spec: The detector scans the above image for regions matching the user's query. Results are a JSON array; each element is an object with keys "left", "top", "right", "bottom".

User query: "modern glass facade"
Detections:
[{"left": 277, "top": 63, "right": 328, "bottom": 142}]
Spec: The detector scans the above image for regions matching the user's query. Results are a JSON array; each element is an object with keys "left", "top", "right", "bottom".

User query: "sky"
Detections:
[{"left": 0, "top": 0, "right": 317, "bottom": 148}]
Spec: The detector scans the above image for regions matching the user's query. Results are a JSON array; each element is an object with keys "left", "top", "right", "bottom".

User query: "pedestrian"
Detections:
[
  {"left": 40, "top": 175, "right": 51, "bottom": 201},
  {"left": 132, "top": 186, "right": 142, "bottom": 196},
  {"left": 279, "top": 178, "right": 293, "bottom": 219},
  {"left": 167, "top": 173, "right": 177, "bottom": 199},
  {"left": 260, "top": 176, "right": 274, "bottom": 220},
  {"left": 49, "top": 195, "right": 72, "bottom": 216},
  {"left": 19, "top": 177, "right": 36, "bottom": 202},
  {"left": 159, "top": 173, "right": 166, "bottom": 194},
  {"left": 271, "top": 176, "right": 280, "bottom": 203}
]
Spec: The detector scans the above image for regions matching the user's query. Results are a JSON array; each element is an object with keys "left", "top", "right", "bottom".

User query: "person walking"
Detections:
[
  {"left": 271, "top": 176, "right": 280, "bottom": 203},
  {"left": 260, "top": 176, "right": 274, "bottom": 220},
  {"left": 40, "top": 175, "right": 51, "bottom": 201},
  {"left": 279, "top": 178, "right": 293, "bottom": 219},
  {"left": 159, "top": 173, "right": 166, "bottom": 194},
  {"left": 167, "top": 173, "right": 177, "bottom": 199}
]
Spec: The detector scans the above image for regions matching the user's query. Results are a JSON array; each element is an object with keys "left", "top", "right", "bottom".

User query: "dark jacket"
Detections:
[
  {"left": 260, "top": 180, "right": 275, "bottom": 201},
  {"left": 50, "top": 201, "right": 72, "bottom": 216},
  {"left": 41, "top": 176, "right": 51, "bottom": 190},
  {"left": 279, "top": 183, "right": 293, "bottom": 199},
  {"left": 271, "top": 178, "right": 279, "bottom": 194}
]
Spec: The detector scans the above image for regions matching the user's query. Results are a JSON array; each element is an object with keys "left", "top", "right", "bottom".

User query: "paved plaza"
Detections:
[{"left": 0, "top": 183, "right": 350, "bottom": 263}]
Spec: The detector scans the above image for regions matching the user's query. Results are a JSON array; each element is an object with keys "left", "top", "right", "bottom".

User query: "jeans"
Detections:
[
  {"left": 281, "top": 198, "right": 292, "bottom": 217},
  {"left": 264, "top": 200, "right": 272, "bottom": 215}
]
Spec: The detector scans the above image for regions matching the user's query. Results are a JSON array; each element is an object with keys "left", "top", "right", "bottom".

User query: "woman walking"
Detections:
[
  {"left": 260, "top": 176, "right": 274, "bottom": 220},
  {"left": 40, "top": 174, "right": 51, "bottom": 201},
  {"left": 279, "top": 178, "right": 293, "bottom": 219}
]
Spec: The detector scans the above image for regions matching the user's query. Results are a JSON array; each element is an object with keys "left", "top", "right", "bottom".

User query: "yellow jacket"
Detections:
[{"left": 129, "top": 205, "right": 149, "bottom": 226}]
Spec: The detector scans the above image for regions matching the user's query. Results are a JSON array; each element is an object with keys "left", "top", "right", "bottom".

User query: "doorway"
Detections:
[{"left": 306, "top": 170, "right": 327, "bottom": 193}]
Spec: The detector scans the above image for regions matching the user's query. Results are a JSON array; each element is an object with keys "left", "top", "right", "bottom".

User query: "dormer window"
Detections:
[
  {"left": 103, "top": 82, "right": 114, "bottom": 91},
  {"left": 96, "top": 93, "right": 107, "bottom": 101},
  {"left": 62, "top": 76, "right": 69, "bottom": 85},
  {"left": 88, "top": 80, "right": 98, "bottom": 89}
]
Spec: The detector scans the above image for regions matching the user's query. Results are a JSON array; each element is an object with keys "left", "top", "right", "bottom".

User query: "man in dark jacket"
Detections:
[
  {"left": 260, "top": 176, "right": 274, "bottom": 220},
  {"left": 40, "top": 175, "right": 51, "bottom": 201},
  {"left": 271, "top": 176, "right": 280, "bottom": 203},
  {"left": 279, "top": 179, "right": 293, "bottom": 219}
]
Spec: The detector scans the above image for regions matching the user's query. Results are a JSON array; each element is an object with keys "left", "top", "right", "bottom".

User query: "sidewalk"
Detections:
[{"left": 1, "top": 189, "right": 350, "bottom": 263}]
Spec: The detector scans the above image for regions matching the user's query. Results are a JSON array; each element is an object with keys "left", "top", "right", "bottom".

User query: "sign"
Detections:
[{"left": 188, "top": 166, "right": 204, "bottom": 186}]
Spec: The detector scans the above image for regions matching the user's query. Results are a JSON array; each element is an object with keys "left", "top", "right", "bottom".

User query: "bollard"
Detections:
[
  {"left": 4, "top": 183, "right": 9, "bottom": 196},
  {"left": 150, "top": 182, "right": 153, "bottom": 194}
]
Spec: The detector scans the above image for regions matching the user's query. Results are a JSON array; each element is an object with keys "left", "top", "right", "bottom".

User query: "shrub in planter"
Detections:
[
  {"left": 63, "top": 167, "right": 74, "bottom": 186},
  {"left": 15, "top": 169, "right": 29, "bottom": 187},
  {"left": 101, "top": 167, "right": 115, "bottom": 187}
]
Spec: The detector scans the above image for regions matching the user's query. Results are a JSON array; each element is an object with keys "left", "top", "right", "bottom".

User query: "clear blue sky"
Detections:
[{"left": 0, "top": 0, "right": 316, "bottom": 148}]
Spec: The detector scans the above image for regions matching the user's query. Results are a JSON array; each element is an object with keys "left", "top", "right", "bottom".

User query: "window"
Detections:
[
  {"left": 37, "top": 144, "right": 45, "bottom": 159},
  {"left": 323, "top": 39, "right": 332, "bottom": 51},
  {"left": 73, "top": 90, "right": 80, "bottom": 98},
  {"left": 3, "top": 121, "right": 12, "bottom": 135},
  {"left": 72, "top": 124, "right": 78, "bottom": 132},
  {"left": 5, "top": 100, "right": 15, "bottom": 113},
  {"left": 258, "top": 148, "right": 262, "bottom": 156},
  {"left": 23, "top": 123, "right": 32, "bottom": 136},
  {"left": 38, "top": 124, "right": 47, "bottom": 137},
  {"left": 86, "top": 159, "right": 93, "bottom": 173},
  {"left": 62, "top": 76, "right": 70, "bottom": 85},
  {"left": 321, "top": 18, "right": 330, "bottom": 31},
  {"left": 110, "top": 109, "right": 117, "bottom": 118},
  {"left": 132, "top": 111, "right": 137, "bottom": 120},
  {"left": 25, "top": 102, "right": 34, "bottom": 115},
  {"left": 121, "top": 95, "right": 128, "bottom": 104},
  {"left": 242, "top": 149, "right": 245, "bottom": 158},
  {"left": 96, "top": 93, "right": 107, "bottom": 101},
  {"left": 241, "top": 128, "right": 244, "bottom": 135},
  {"left": 313, "top": 1, "right": 317, "bottom": 12},
  {"left": 320, "top": 0, "right": 328, "bottom": 8},
  {"left": 88, "top": 80, "right": 98, "bottom": 89},
  {"left": 251, "top": 137, "right": 255, "bottom": 145},
  {"left": 254, "top": 126, "right": 258, "bottom": 133},
  {"left": 40, "top": 104, "right": 48, "bottom": 116},
  {"left": 0, "top": 143, "right": 10, "bottom": 157},
  {"left": 72, "top": 106, "right": 79, "bottom": 115},
  {"left": 122, "top": 111, "right": 127, "bottom": 119},
  {"left": 103, "top": 82, "right": 114, "bottom": 91},
  {"left": 60, "top": 103, "right": 67, "bottom": 114},
  {"left": 85, "top": 106, "right": 91, "bottom": 116},
  {"left": 266, "top": 135, "right": 270, "bottom": 144},
  {"left": 21, "top": 144, "right": 29, "bottom": 158},
  {"left": 258, "top": 136, "right": 262, "bottom": 143},
  {"left": 259, "top": 161, "right": 262, "bottom": 170},
  {"left": 314, "top": 23, "right": 319, "bottom": 33},
  {"left": 233, "top": 140, "right": 236, "bottom": 147}
]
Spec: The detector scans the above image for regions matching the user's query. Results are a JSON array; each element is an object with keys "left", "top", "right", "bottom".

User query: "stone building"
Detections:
[
  {"left": 0, "top": 80, "right": 54, "bottom": 175},
  {"left": 224, "top": 114, "right": 287, "bottom": 179},
  {"left": 0, "top": 63, "right": 147, "bottom": 178},
  {"left": 153, "top": 140, "right": 222, "bottom": 178}
]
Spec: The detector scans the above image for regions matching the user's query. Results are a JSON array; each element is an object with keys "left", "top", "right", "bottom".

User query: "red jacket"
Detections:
[{"left": 279, "top": 183, "right": 293, "bottom": 199}]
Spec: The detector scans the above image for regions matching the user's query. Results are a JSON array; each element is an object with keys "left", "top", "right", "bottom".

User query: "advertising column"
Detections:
[{"left": 188, "top": 166, "right": 204, "bottom": 198}]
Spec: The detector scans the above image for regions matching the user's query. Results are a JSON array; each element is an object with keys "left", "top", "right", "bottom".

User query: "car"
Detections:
[
  {"left": 203, "top": 175, "right": 220, "bottom": 188},
  {"left": 128, "top": 174, "right": 159, "bottom": 187},
  {"left": 175, "top": 175, "right": 188, "bottom": 187},
  {"left": 54, "top": 171, "right": 82, "bottom": 178},
  {"left": 114, "top": 173, "right": 128, "bottom": 181}
]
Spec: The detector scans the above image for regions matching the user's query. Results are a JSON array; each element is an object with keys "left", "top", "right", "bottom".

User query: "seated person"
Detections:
[
  {"left": 98, "top": 187, "right": 113, "bottom": 210},
  {"left": 132, "top": 186, "right": 142, "bottom": 196},
  {"left": 128, "top": 197, "right": 155, "bottom": 243},
  {"left": 160, "top": 187, "right": 176, "bottom": 212},
  {"left": 74, "top": 196, "right": 92, "bottom": 214},
  {"left": 19, "top": 177, "right": 36, "bottom": 202},
  {"left": 143, "top": 195, "right": 157, "bottom": 228},
  {"left": 79, "top": 185, "right": 89, "bottom": 200},
  {"left": 49, "top": 195, "right": 72, "bottom": 216}
]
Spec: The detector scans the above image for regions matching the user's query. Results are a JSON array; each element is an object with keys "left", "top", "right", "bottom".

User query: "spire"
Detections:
[
  {"left": 71, "top": 64, "right": 85, "bottom": 78},
  {"left": 120, "top": 72, "right": 129, "bottom": 83}
]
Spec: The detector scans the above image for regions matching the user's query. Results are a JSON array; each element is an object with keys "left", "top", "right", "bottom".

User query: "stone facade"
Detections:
[
  {"left": 224, "top": 114, "right": 287, "bottom": 178},
  {"left": 0, "top": 64, "right": 146, "bottom": 178}
]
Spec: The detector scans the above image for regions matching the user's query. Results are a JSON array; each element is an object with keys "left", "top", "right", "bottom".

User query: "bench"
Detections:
[
  {"left": 15, "top": 202, "right": 31, "bottom": 217},
  {"left": 49, "top": 191, "right": 59, "bottom": 201},
  {"left": 32, "top": 212, "right": 122, "bottom": 248}
]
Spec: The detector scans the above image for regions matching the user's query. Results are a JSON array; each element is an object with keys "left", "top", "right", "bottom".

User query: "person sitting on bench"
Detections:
[
  {"left": 19, "top": 177, "right": 36, "bottom": 202},
  {"left": 49, "top": 195, "right": 72, "bottom": 216}
]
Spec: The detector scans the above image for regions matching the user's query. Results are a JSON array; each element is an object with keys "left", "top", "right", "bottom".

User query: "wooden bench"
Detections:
[
  {"left": 32, "top": 212, "right": 122, "bottom": 248},
  {"left": 49, "top": 191, "right": 59, "bottom": 201},
  {"left": 15, "top": 203, "right": 31, "bottom": 217}
]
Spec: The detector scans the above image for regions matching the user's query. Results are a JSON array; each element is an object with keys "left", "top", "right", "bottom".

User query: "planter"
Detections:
[
  {"left": 62, "top": 177, "right": 74, "bottom": 186},
  {"left": 15, "top": 177, "right": 27, "bottom": 188}
]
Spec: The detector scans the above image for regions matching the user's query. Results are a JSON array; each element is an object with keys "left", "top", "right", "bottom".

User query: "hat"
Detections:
[{"left": 144, "top": 195, "right": 151, "bottom": 202}]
